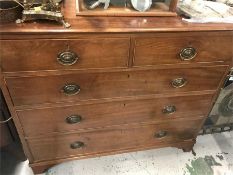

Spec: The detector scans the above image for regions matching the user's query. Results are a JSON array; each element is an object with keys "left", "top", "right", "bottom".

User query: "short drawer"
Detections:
[
  {"left": 27, "top": 118, "right": 202, "bottom": 161},
  {"left": 134, "top": 33, "right": 232, "bottom": 66},
  {"left": 1, "top": 38, "right": 130, "bottom": 72},
  {"left": 18, "top": 94, "right": 213, "bottom": 137},
  {"left": 6, "top": 66, "right": 226, "bottom": 106}
]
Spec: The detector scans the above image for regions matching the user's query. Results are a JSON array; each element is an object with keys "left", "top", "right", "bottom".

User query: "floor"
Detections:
[{"left": 1, "top": 132, "right": 233, "bottom": 175}]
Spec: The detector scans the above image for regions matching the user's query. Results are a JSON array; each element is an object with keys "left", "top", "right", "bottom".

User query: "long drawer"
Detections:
[
  {"left": 27, "top": 118, "right": 202, "bottom": 162},
  {"left": 134, "top": 33, "right": 232, "bottom": 66},
  {"left": 6, "top": 66, "right": 226, "bottom": 106},
  {"left": 1, "top": 38, "right": 130, "bottom": 72},
  {"left": 18, "top": 94, "right": 213, "bottom": 137}
]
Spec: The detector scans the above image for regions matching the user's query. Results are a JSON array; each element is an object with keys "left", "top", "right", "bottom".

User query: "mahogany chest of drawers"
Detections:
[{"left": 0, "top": 2, "right": 232, "bottom": 173}]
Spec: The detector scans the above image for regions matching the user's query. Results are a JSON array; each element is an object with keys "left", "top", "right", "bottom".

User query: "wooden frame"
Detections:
[{"left": 76, "top": 0, "right": 178, "bottom": 16}]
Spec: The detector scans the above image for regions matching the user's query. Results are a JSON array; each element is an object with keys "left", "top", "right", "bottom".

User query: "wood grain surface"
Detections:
[
  {"left": 6, "top": 66, "right": 227, "bottom": 106},
  {"left": 1, "top": 38, "right": 130, "bottom": 72},
  {"left": 27, "top": 117, "right": 202, "bottom": 162},
  {"left": 17, "top": 94, "right": 214, "bottom": 138},
  {"left": 134, "top": 33, "right": 232, "bottom": 66}
]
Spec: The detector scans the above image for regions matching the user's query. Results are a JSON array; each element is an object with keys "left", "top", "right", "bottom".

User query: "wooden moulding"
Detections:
[{"left": 76, "top": 0, "right": 178, "bottom": 16}]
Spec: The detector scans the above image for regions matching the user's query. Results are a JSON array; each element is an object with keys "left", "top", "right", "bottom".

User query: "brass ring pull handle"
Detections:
[
  {"left": 162, "top": 105, "right": 176, "bottom": 114},
  {"left": 0, "top": 117, "right": 12, "bottom": 124},
  {"left": 57, "top": 51, "right": 78, "bottom": 66},
  {"left": 180, "top": 47, "right": 197, "bottom": 61},
  {"left": 70, "top": 141, "right": 85, "bottom": 149},
  {"left": 66, "top": 115, "right": 82, "bottom": 124},
  {"left": 62, "top": 84, "right": 80, "bottom": 96},
  {"left": 171, "top": 77, "right": 187, "bottom": 88},
  {"left": 154, "top": 131, "right": 167, "bottom": 139}
]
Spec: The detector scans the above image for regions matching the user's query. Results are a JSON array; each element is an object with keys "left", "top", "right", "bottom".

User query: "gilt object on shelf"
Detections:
[{"left": 16, "top": 0, "right": 70, "bottom": 28}]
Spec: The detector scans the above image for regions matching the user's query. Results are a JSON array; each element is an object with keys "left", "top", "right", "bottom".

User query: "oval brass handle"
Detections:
[
  {"left": 57, "top": 51, "right": 78, "bottom": 66},
  {"left": 162, "top": 105, "right": 176, "bottom": 114},
  {"left": 180, "top": 47, "right": 197, "bottom": 61},
  {"left": 70, "top": 141, "right": 85, "bottom": 149},
  {"left": 154, "top": 131, "right": 167, "bottom": 139},
  {"left": 62, "top": 84, "right": 80, "bottom": 96},
  {"left": 66, "top": 115, "right": 82, "bottom": 124},
  {"left": 171, "top": 77, "right": 187, "bottom": 88}
]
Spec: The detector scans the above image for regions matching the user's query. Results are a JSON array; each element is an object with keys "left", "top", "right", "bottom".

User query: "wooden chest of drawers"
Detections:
[{"left": 0, "top": 1, "right": 232, "bottom": 173}]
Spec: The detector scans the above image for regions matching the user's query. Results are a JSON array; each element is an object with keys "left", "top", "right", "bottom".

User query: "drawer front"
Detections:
[
  {"left": 134, "top": 34, "right": 232, "bottom": 66},
  {"left": 18, "top": 94, "right": 213, "bottom": 137},
  {"left": 1, "top": 38, "right": 130, "bottom": 72},
  {"left": 27, "top": 118, "right": 202, "bottom": 161},
  {"left": 7, "top": 66, "right": 226, "bottom": 106}
]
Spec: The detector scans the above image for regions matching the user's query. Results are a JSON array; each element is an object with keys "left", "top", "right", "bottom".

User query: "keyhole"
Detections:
[{"left": 65, "top": 43, "right": 70, "bottom": 51}]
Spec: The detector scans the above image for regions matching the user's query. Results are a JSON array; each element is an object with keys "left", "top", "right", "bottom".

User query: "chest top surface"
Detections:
[{"left": 0, "top": 0, "right": 233, "bottom": 37}]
